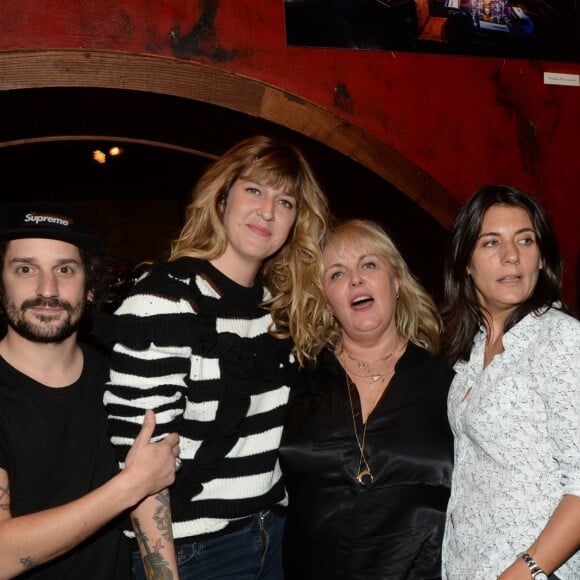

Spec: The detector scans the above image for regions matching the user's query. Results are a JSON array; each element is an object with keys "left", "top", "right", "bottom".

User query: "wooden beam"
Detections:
[{"left": 0, "top": 49, "right": 459, "bottom": 226}]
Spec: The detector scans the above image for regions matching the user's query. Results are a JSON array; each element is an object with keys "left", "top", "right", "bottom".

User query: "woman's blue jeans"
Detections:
[{"left": 132, "top": 510, "right": 284, "bottom": 580}]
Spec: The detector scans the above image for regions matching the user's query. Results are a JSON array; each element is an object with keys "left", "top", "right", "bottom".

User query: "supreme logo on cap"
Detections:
[{"left": 23, "top": 212, "right": 74, "bottom": 228}]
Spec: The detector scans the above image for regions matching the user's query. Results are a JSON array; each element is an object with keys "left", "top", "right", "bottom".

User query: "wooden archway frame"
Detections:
[{"left": 0, "top": 49, "right": 458, "bottom": 226}]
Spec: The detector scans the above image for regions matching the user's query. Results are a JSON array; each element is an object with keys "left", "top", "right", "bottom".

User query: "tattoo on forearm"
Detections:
[
  {"left": 132, "top": 516, "right": 174, "bottom": 580},
  {"left": 0, "top": 485, "right": 10, "bottom": 511},
  {"left": 20, "top": 556, "right": 37, "bottom": 570},
  {"left": 153, "top": 490, "right": 174, "bottom": 543}
]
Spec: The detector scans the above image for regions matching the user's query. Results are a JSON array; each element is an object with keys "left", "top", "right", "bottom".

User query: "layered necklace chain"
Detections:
[
  {"left": 341, "top": 339, "right": 401, "bottom": 391},
  {"left": 345, "top": 375, "right": 374, "bottom": 487},
  {"left": 341, "top": 338, "right": 406, "bottom": 487}
]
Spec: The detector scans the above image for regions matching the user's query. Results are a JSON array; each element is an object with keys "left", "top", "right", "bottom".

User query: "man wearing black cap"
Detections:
[{"left": 0, "top": 202, "right": 180, "bottom": 578}]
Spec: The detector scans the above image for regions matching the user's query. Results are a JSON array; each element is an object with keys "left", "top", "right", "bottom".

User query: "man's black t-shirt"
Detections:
[{"left": 0, "top": 343, "right": 131, "bottom": 579}]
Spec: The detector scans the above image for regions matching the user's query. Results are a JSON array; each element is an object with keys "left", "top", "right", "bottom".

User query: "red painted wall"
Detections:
[{"left": 1, "top": 1, "right": 578, "bottom": 306}]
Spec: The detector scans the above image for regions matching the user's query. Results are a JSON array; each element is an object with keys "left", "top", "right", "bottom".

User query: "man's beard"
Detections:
[{"left": 2, "top": 296, "right": 85, "bottom": 344}]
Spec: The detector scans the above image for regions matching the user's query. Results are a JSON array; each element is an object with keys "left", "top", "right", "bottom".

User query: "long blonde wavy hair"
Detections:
[
  {"left": 169, "top": 135, "right": 329, "bottom": 366},
  {"left": 313, "top": 219, "right": 442, "bottom": 355}
]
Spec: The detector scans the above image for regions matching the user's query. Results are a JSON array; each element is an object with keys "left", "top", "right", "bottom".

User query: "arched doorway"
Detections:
[{"left": 0, "top": 49, "right": 458, "bottom": 299}]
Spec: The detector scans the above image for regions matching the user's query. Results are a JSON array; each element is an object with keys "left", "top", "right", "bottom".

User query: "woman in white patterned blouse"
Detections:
[{"left": 440, "top": 185, "right": 579, "bottom": 580}]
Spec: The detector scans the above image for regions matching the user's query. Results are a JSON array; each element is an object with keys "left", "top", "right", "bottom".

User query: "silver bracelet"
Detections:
[{"left": 517, "top": 551, "right": 549, "bottom": 580}]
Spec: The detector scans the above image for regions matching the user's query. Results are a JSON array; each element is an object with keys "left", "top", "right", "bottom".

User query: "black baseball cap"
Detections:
[{"left": 0, "top": 201, "right": 104, "bottom": 254}]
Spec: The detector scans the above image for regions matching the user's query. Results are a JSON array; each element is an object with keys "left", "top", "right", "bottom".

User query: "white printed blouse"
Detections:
[{"left": 442, "top": 306, "right": 580, "bottom": 579}]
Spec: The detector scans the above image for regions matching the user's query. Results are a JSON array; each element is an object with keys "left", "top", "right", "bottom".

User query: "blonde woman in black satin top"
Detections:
[{"left": 280, "top": 219, "right": 454, "bottom": 580}]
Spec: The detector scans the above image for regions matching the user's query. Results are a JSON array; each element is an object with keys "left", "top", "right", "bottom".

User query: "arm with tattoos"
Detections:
[{"left": 132, "top": 490, "right": 177, "bottom": 579}]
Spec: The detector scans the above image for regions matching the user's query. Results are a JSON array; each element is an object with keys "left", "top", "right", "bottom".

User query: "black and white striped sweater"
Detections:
[{"left": 100, "top": 258, "right": 296, "bottom": 540}]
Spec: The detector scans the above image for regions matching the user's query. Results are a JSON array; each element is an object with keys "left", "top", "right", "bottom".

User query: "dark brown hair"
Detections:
[{"left": 441, "top": 185, "right": 568, "bottom": 364}]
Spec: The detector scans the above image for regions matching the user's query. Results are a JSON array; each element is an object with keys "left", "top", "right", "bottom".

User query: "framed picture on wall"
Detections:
[{"left": 283, "top": 0, "right": 579, "bottom": 62}]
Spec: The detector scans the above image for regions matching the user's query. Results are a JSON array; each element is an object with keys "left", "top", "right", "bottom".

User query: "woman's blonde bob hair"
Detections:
[
  {"left": 169, "top": 135, "right": 329, "bottom": 366},
  {"left": 316, "top": 219, "right": 442, "bottom": 354}
]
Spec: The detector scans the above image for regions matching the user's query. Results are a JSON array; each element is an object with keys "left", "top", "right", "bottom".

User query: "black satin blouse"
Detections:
[{"left": 280, "top": 343, "right": 454, "bottom": 580}]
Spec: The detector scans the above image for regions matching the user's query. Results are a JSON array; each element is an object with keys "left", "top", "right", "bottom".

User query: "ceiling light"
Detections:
[{"left": 93, "top": 149, "right": 106, "bottom": 164}]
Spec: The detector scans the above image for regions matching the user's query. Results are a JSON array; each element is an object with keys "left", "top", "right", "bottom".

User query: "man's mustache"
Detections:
[{"left": 21, "top": 298, "right": 74, "bottom": 313}]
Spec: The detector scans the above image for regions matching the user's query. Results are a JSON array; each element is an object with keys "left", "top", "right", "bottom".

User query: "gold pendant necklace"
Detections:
[
  {"left": 345, "top": 375, "right": 374, "bottom": 487},
  {"left": 344, "top": 345, "right": 396, "bottom": 370},
  {"left": 344, "top": 367, "right": 395, "bottom": 391},
  {"left": 342, "top": 341, "right": 400, "bottom": 391}
]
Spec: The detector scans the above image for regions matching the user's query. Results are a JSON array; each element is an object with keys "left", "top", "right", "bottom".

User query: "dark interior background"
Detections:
[{"left": 0, "top": 87, "right": 448, "bottom": 303}]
